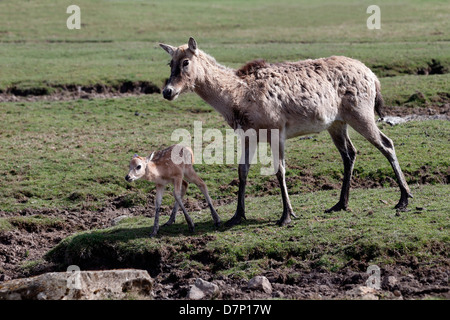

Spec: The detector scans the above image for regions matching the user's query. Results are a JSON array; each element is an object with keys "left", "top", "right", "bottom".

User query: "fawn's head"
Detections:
[
  {"left": 160, "top": 37, "right": 201, "bottom": 101},
  {"left": 125, "top": 153, "right": 153, "bottom": 182}
]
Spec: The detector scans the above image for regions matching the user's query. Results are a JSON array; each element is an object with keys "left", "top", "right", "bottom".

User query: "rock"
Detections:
[
  {"left": 378, "top": 114, "right": 450, "bottom": 126},
  {"left": 394, "top": 290, "right": 402, "bottom": 297},
  {"left": 188, "top": 278, "right": 220, "bottom": 300},
  {"left": 111, "top": 215, "right": 130, "bottom": 226},
  {"left": 379, "top": 116, "right": 406, "bottom": 126},
  {"left": 188, "top": 285, "right": 206, "bottom": 300},
  {"left": 248, "top": 276, "right": 272, "bottom": 294},
  {"left": 346, "top": 286, "right": 379, "bottom": 300},
  {"left": 37, "top": 292, "right": 47, "bottom": 300},
  {"left": 273, "top": 290, "right": 284, "bottom": 298},
  {"left": 383, "top": 276, "right": 398, "bottom": 290},
  {"left": 0, "top": 269, "right": 152, "bottom": 300}
]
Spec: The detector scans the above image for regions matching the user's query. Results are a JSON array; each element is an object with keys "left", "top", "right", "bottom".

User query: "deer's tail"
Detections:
[
  {"left": 375, "top": 81, "right": 385, "bottom": 118},
  {"left": 185, "top": 146, "right": 195, "bottom": 165}
]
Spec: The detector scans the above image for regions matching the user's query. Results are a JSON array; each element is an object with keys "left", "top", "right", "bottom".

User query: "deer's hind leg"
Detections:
[
  {"left": 326, "top": 121, "right": 357, "bottom": 213},
  {"left": 344, "top": 113, "right": 412, "bottom": 211},
  {"left": 273, "top": 132, "right": 297, "bottom": 226},
  {"left": 184, "top": 166, "right": 221, "bottom": 227},
  {"left": 163, "top": 180, "right": 188, "bottom": 227},
  {"left": 173, "top": 178, "right": 195, "bottom": 233}
]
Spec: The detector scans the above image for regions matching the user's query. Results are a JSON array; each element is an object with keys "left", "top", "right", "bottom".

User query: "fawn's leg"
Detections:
[
  {"left": 151, "top": 184, "right": 165, "bottom": 237},
  {"left": 163, "top": 180, "right": 188, "bottom": 227},
  {"left": 185, "top": 167, "right": 221, "bottom": 227},
  {"left": 173, "top": 178, "right": 195, "bottom": 233}
]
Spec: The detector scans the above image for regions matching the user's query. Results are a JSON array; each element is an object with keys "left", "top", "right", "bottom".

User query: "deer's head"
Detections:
[
  {"left": 159, "top": 37, "right": 200, "bottom": 101},
  {"left": 125, "top": 153, "right": 153, "bottom": 182}
]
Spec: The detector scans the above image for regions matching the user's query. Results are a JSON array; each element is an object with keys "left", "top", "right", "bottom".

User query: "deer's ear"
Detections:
[
  {"left": 188, "top": 37, "right": 198, "bottom": 55},
  {"left": 159, "top": 43, "right": 176, "bottom": 56},
  {"left": 146, "top": 152, "right": 155, "bottom": 163}
]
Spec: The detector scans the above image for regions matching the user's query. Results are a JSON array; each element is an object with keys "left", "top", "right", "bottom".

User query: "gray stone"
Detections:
[
  {"left": 248, "top": 276, "right": 272, "bottom": 294},
  {"left": 379, "top": 116, "right": 406, "bottom": 126},
  {"left": 379, "top": 114, "right": 449, "bottom": 126},
  {"left": 0, "top": 269, "right": 152, "bottom": 300},
  {"left": 383, "top": 275, "right": 398, "bottom": 290},
  {"left": 188, "top": 278, "right": 220, "bottom": 300},
  {"left": 111, "top": 215, "right": 130, "bottom": 226},
  {"left": 346, "top": 286, "right": 379, "bottom": 300}
]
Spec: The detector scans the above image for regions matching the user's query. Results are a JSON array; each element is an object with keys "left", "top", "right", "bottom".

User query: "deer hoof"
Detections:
[
  {"left": 162, "top": 221, "right": 174, "bottom": 228},
  {"left": 276, "top": 217, "right": 292, "bottom": 227},
  {"left": 395, "top": 201, "right": 409, "bottom": 212},
  {"left": 150, "top": 231, "right": 158, "bottom": 238},
  {"left": 225, "top": 215, "right": 243, "bottom": 227},
  {"left": 325, "top": 202, "right": 347, "bottom": 213}
]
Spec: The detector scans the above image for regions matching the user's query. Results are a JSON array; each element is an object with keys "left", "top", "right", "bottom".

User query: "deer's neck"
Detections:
[
  {"left": 194, "top": 53, "right": 245, "bottom": 128},
  {"left": 144, "top": 162, "right": 158, "bottom": 182}
]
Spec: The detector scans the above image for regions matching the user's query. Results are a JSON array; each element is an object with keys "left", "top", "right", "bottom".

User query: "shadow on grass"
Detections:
[
  {"left": 136, "top": 216, "right": 272, "bottom": 238},
  {"left": 45, "top": 216, "right": 270, "bottom": 275}
]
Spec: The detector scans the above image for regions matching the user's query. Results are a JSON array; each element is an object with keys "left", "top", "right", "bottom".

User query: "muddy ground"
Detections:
[
  {"left": 0, "top": 198, "right": 449, "bottom": 300},
  {"left": 0, "top": 81, "right": 161, "bottom": 102},
  {"left": 0, "top": 97, "right": 449, "bottom": 299}
]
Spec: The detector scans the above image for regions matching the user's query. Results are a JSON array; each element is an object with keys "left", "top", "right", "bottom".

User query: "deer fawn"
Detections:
[{"left": 125, "top": 144, "right": 221, "bottom": 237}]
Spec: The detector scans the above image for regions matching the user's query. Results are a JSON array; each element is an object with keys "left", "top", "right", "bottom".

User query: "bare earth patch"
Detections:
[{"left": 0, "top": 81, "right": 161, "bottom": 102}]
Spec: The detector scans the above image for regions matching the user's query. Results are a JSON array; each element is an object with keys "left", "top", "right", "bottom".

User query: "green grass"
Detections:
[
  {"left": 381, "top": 74, "right": 450, "bottom": 106},
  {"left": 0, "top": 218, "right": 13, "bottom": 232},
  {"left": 0, "top": 0, "right": 448, "bottom": 280},
  {"left": 1, "top": 0, "right": 448, "bottom": 43},
  {"left": 0, "top": 95, "right": 448, "bottom": 212},
  {"left": 0, "top": 215, "right": 64, "bottom": 232},
  {"left": 0, "top": 0, "right": 448, "bottom": 103},
  {"left": 46, "top": 184, "right": 450, "bottom": 276}
]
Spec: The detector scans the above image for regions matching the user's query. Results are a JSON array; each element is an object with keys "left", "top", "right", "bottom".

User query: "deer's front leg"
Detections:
[
  {"left": 225, "top": 135, "right": 256, "bottom": 227},
  {"left": 150, "top": 184, "right": 165, "bottom": 237}
]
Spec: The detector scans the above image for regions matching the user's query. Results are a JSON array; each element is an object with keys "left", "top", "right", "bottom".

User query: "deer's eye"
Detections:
[
  {"left": 136, "top": 165, "right": 141, "bottom": 170},
  {"left": 182, "top": 60, "right": 189, "bottom": 67}
]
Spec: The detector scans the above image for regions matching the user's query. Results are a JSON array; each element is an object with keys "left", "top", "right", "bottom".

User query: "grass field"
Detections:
[
  {"left": 0, "top": 0, "right": 449, "bottom": 102},
  {"left": 0, "top": 0, "right": 449, "bottom": 298},
  {"left": 2, "top": 95, "right": 449, "bottom": 276},
  {"left": 0, "top": 95, "right": 449, "bottom": 212},
  {"left": 45, "top": 184, "right": 449, "bottom": 277}
]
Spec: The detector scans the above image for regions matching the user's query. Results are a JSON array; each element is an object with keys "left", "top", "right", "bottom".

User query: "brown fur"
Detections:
[
  {"left": 236, "top": 59, "right": 268, "bottom": 78},
  {"left": 160, "top": 38, "right": 412, "bottom": 227}
]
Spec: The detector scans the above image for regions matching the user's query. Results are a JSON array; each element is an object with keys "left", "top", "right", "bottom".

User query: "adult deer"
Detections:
[{"left": 159, "top": 37, "right": 412, "bottom": 227}]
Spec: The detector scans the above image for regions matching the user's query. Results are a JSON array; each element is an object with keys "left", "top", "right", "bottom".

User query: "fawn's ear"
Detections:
[
  {"left": 188, "top": 37, "right": 198, "bottom": 55},
  {"left": 159, "top": 43, "right": 176, "bottom": 56},
  {"left": 146, "top": 152, "right": 155, "bottom": 163}
]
